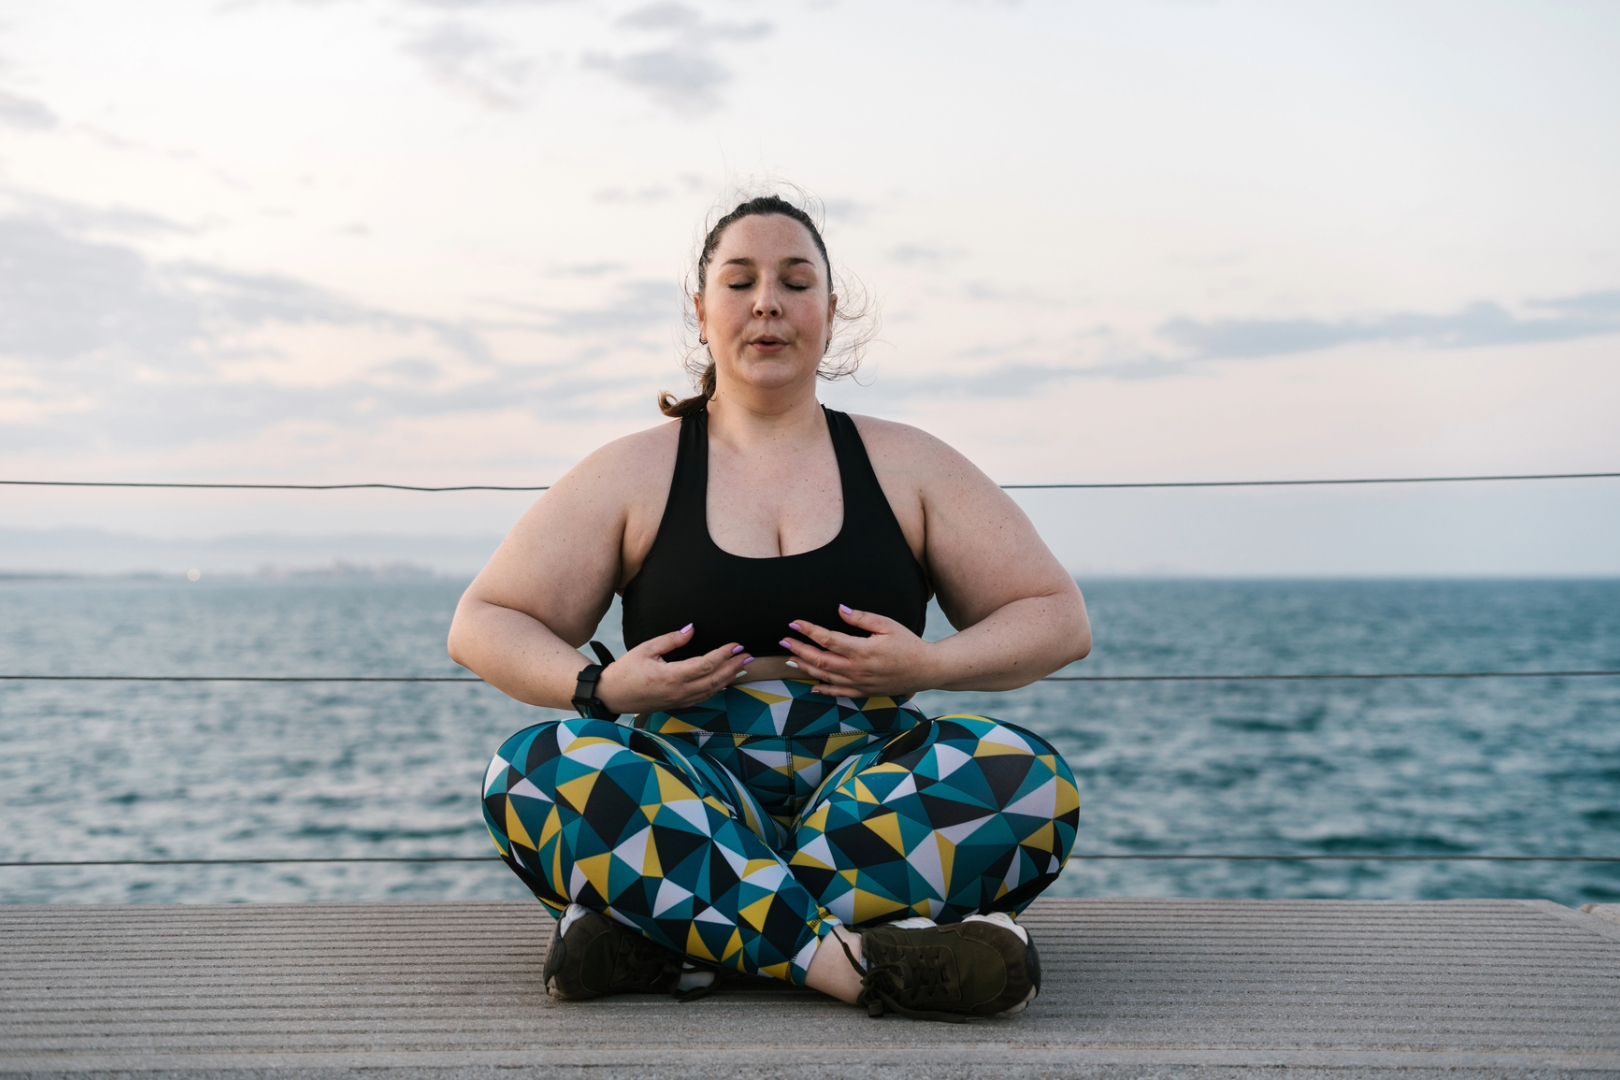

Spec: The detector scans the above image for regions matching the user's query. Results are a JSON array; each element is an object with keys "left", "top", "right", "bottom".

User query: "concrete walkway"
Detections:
[{"left": 4, "top": 897, "right": 1619, "bottom": 1077}]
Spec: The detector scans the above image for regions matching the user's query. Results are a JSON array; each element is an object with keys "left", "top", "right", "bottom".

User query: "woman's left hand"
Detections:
[{"left": 780, "top": 605, "right": 936, "bottom": 698}]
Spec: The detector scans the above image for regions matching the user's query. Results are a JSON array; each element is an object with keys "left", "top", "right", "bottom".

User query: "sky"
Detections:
[{"left": 1, "top": 0, "right": 1618, "bottom": 577}]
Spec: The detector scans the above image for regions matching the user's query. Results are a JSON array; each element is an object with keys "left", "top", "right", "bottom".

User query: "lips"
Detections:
[{"left": 751, "top": 337, "right": 785, "bottom": 346}]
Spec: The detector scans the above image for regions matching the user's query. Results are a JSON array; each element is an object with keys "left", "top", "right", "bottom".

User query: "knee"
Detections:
[
  {"left": 930, "top": 713, "right": 1079, "bottom": 814},
  {"left": 485, "top": 716, "right": 627, "bottom": 793}
]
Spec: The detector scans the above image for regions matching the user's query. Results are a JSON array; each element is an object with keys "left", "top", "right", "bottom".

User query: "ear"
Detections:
[
  {"left": 826, "top": 291, "right": 838, "bottom": 333},
  {"left": 694, "top": 292, "right": 706, "bottom": 338}
]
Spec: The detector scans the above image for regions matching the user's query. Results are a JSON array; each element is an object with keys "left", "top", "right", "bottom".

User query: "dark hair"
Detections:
[{"left": 658, "top": 192, "right": 873, "bottom": 417}]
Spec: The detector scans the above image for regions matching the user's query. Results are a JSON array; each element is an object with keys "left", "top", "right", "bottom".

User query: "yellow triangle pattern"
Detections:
[
  {"left": 862, "top": 762, "right": 908, "bottom": 776},
  {"left": 657, "top": 770, "right": 696, "bottom": 803},
  {"left": 738, "top": 895, "right": 773, "bottom": 931},
  {"left": 505, "top": 800, "right": 536, "bottom": 850},
  {"left": 863, "top": 812, "right": 908, "bottom": 856},
  {"left": 643, "top": 833, "right": 663, "bottom": 877},
  {"left": 1056, "top": 779, "right": 1081, "bottom": 816},
  {"left": 538, "top": 805, "right": 562, "bottom": 848},
  {"left": 738, "top": 686, "right": 791, "bottom": 705},
  {"left": 758, "top": 961, "right": 792, "bottom": 982},
  {"left": 576, "top": 852, "right": 614, "bottom": 899},
  {"left": 1025, "top": 821, "right": 1055, "bottom": 854},
  {"left": 839, "top": 868, "right": 860, "bottom": 885},
  {"left": 686, "top": 923, "right": 716, "bottom": 962},
  {"left": 722, "top": 927, "right": 745, "bottom": 962},
  {"left": 743, "top": 858, "right": 778, "bottom": 880},
  {"left": 851, "top": 778, "right": 877, "bottom": 804},
  {"left": 555, "top": 772, "right": 598, "bottom": 812},
  {"left": 971, "top": 740, "right": 1026, "bottom": 757},
  {"left": 789, "top": 846, "right": 834, "bottom": 870},
  {"left": 935, "top": 833, "right": 956, "bottom": 889},
  {"left": 853, "top": 891, "right": 907, "bottom": 924}
]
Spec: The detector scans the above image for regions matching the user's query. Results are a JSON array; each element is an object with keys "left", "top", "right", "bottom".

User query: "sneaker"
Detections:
[
  {"left": 845, "top": 912, "right": 1040, "bottom": 1023},
  {"left": 543, "top": 903, "right": 720, "bottom": 1002}
]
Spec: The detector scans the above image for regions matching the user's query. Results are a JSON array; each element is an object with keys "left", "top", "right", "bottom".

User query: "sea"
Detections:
[{"left": 1, "top": 576, "right": 1617, "bottom": 908}]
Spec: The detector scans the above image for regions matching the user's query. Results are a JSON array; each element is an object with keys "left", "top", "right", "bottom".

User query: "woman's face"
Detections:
[{"left": 694, "top": 213, "right": 837, "bottom": 394}]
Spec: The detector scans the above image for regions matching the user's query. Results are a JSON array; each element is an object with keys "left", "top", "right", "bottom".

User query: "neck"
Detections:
[{"left": 705, "top": 383, "right": 824, "bottom": 451}]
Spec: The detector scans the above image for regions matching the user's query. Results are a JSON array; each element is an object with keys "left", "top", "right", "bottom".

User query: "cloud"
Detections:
[
  {"left": 1159, "top": 295, "right": 1620, "bottom": 361},
  {"left": 0, "top": 89, "right": 57, "bottom": 131},
  {"left": 515, "top": 278, "right": 682, "bottom": 336},
  {"left": 612, "top": 2, "right": 769, "bottom": 39},
  {"left": 0, "top": 196, "right": 683, "bottom": 452},
  {"left": 584, "top": 4, "right": 773, "bottom": 116},
  {"left": 581, "top": 48, "right": 731, "bottom": 115},
  {"left": 1526, "top": 289, "right": 1620, "bottom": 319},
  {"left": 0, "top": 209, "right": 502, "bottom": 375},
  {"left": 399, "top": 19, "right": 542, "bottom": 109},
  {"left": 855, "top": 285, "right": 1620, "bottom": 404},
  {"left": 1, "top": 186, "right": 197, "bottom": 239},
  {"left": 0, "top": 217, "right": 205, "bottom": 365},
  {"left": 821, "top": 197, "right": 874, "bottom": 226}
]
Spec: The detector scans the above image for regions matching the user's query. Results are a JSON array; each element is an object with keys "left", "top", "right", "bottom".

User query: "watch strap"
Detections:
[{"left": 571, "top": 641, "right": 620, "bottom": 721}]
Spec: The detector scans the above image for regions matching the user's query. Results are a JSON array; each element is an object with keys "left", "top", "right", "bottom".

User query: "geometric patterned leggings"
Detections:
[{"left": 481, "top": 678, "right": 1080, "bottom": 988}]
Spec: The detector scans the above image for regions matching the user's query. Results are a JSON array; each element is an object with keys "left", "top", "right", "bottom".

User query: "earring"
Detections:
[{"left": 699, "top": 335, "right": 708, "bottom": 345}]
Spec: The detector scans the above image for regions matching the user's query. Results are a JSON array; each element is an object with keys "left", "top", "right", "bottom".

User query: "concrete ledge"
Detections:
[{"left": 3, "top": 898, "right": 1619, "bottom": 1076}]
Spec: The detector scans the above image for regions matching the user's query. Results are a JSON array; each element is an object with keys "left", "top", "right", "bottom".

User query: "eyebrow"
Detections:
[{"left": 720, "top": 257, "right": 818, "bottom": 269}]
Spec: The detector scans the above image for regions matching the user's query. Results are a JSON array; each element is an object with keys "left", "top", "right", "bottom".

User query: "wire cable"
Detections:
[
  {"left": 3, "top": 471, "right": 1619, "bottom": 492},
  {"left": 3, "top": 852, "right": 1617, "bottom": 868},
  {"left": 3, "top": 669, "right": 1616, "bottom": 683}
]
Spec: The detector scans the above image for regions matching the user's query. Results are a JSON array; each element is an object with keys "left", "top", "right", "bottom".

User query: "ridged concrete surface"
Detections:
[{"left": 3, "top": 898, "right": 1619, "bottom": 1077}]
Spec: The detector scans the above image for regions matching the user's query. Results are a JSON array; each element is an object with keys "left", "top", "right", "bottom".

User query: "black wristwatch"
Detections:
[{"left": 571, "top": 640, "right": 620, "bottom": 721}]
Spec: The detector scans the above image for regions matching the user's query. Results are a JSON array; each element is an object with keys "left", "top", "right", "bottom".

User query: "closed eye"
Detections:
[{"left": 728, "top": 282, "right": 811, "bottom": 291}]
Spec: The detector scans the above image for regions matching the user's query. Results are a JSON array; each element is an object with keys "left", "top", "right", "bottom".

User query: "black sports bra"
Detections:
[{"left": 621, "top": 405, "right": 932, "bottom": 663}]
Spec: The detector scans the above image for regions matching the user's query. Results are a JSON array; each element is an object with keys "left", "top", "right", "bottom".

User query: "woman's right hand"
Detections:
[{"left": 594, "top": 624, "right": 753, "bottom": 714}]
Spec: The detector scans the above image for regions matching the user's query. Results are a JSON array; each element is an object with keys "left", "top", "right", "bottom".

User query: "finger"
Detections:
[
  {"left": 642, "top": 622, "right": 697, "bottom": 659},
  {"left": 779, "top": 635, "right": 849, "bottom": 679},
  {"left": 812, "top": 683, "right": 860, "bottom": 698},
  {"left": 835, "top": 603, "right": 898, "bottom": 633},
  {"left": 786, "top": 619, "right": 862, "bottom": 656},
  {"left": 668, "top": 640, "right": 749, "bottom": 681},
  {"left": 782, "top": 652, "right": 840, "bottom": 684}
]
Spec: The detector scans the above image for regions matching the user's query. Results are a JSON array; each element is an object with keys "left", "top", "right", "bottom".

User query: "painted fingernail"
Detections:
[
  {"left": 740, "top": 654, "right": 754, "bottom": 665},
  {"left": 788, "top": 621, "right": 803, "bottom": 632},
  {"left": 839, "top": 604, "right": 852, "bottom": 615},
  {"left": 784, "top": 660, "right": 799, "bottom": 670},
  {"left": 778, "top": 638, "right": 794, "bottom": 650},
  {"left": 680, "top": 623, "right": 694, "bottom": 635},
  {"left": 730, "top": 645, "right": 745, "bottom": 655}
]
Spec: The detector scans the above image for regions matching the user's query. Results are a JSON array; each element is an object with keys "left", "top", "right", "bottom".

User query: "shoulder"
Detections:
[
  {"left": 557, "top": 417, "right": 682, "bottom": 497},
  {"left": 844, "top": 411, "right": 986, "bottom": 486}
]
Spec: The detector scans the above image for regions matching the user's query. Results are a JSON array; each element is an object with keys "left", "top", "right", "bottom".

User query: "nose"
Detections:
[{"left": 752, "top": 282, "right": 781, "bottom": 317}]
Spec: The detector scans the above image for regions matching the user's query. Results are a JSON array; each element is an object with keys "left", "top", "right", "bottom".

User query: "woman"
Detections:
[{"left": 449, "top": 193, "right": 1091, "bottom": 1022}]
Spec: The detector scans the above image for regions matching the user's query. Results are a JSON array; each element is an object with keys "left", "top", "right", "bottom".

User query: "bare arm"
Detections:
[
  {"left": 446, "top": 432, "right": 752, "bottom": 713},
  {"left": 918, "top": 436, "right": 1091, "bottom": 691},
  {"left": 446, "top": 442, "right": 629, "bottom": 709},
  {"left": 784, "top": 425, "right": 1090, "bottom": 696}
]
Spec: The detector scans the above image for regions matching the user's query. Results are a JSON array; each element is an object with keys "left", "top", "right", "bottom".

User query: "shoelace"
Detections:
[
  {"left": 833, "top": 931, "right": 970, "bottom": 1024},
  {"left": 611, "top": 930, "right": 687, "bottom": 991},
  {"left": 606, "top": 921, "right": 731, "bottom": 1004}
]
